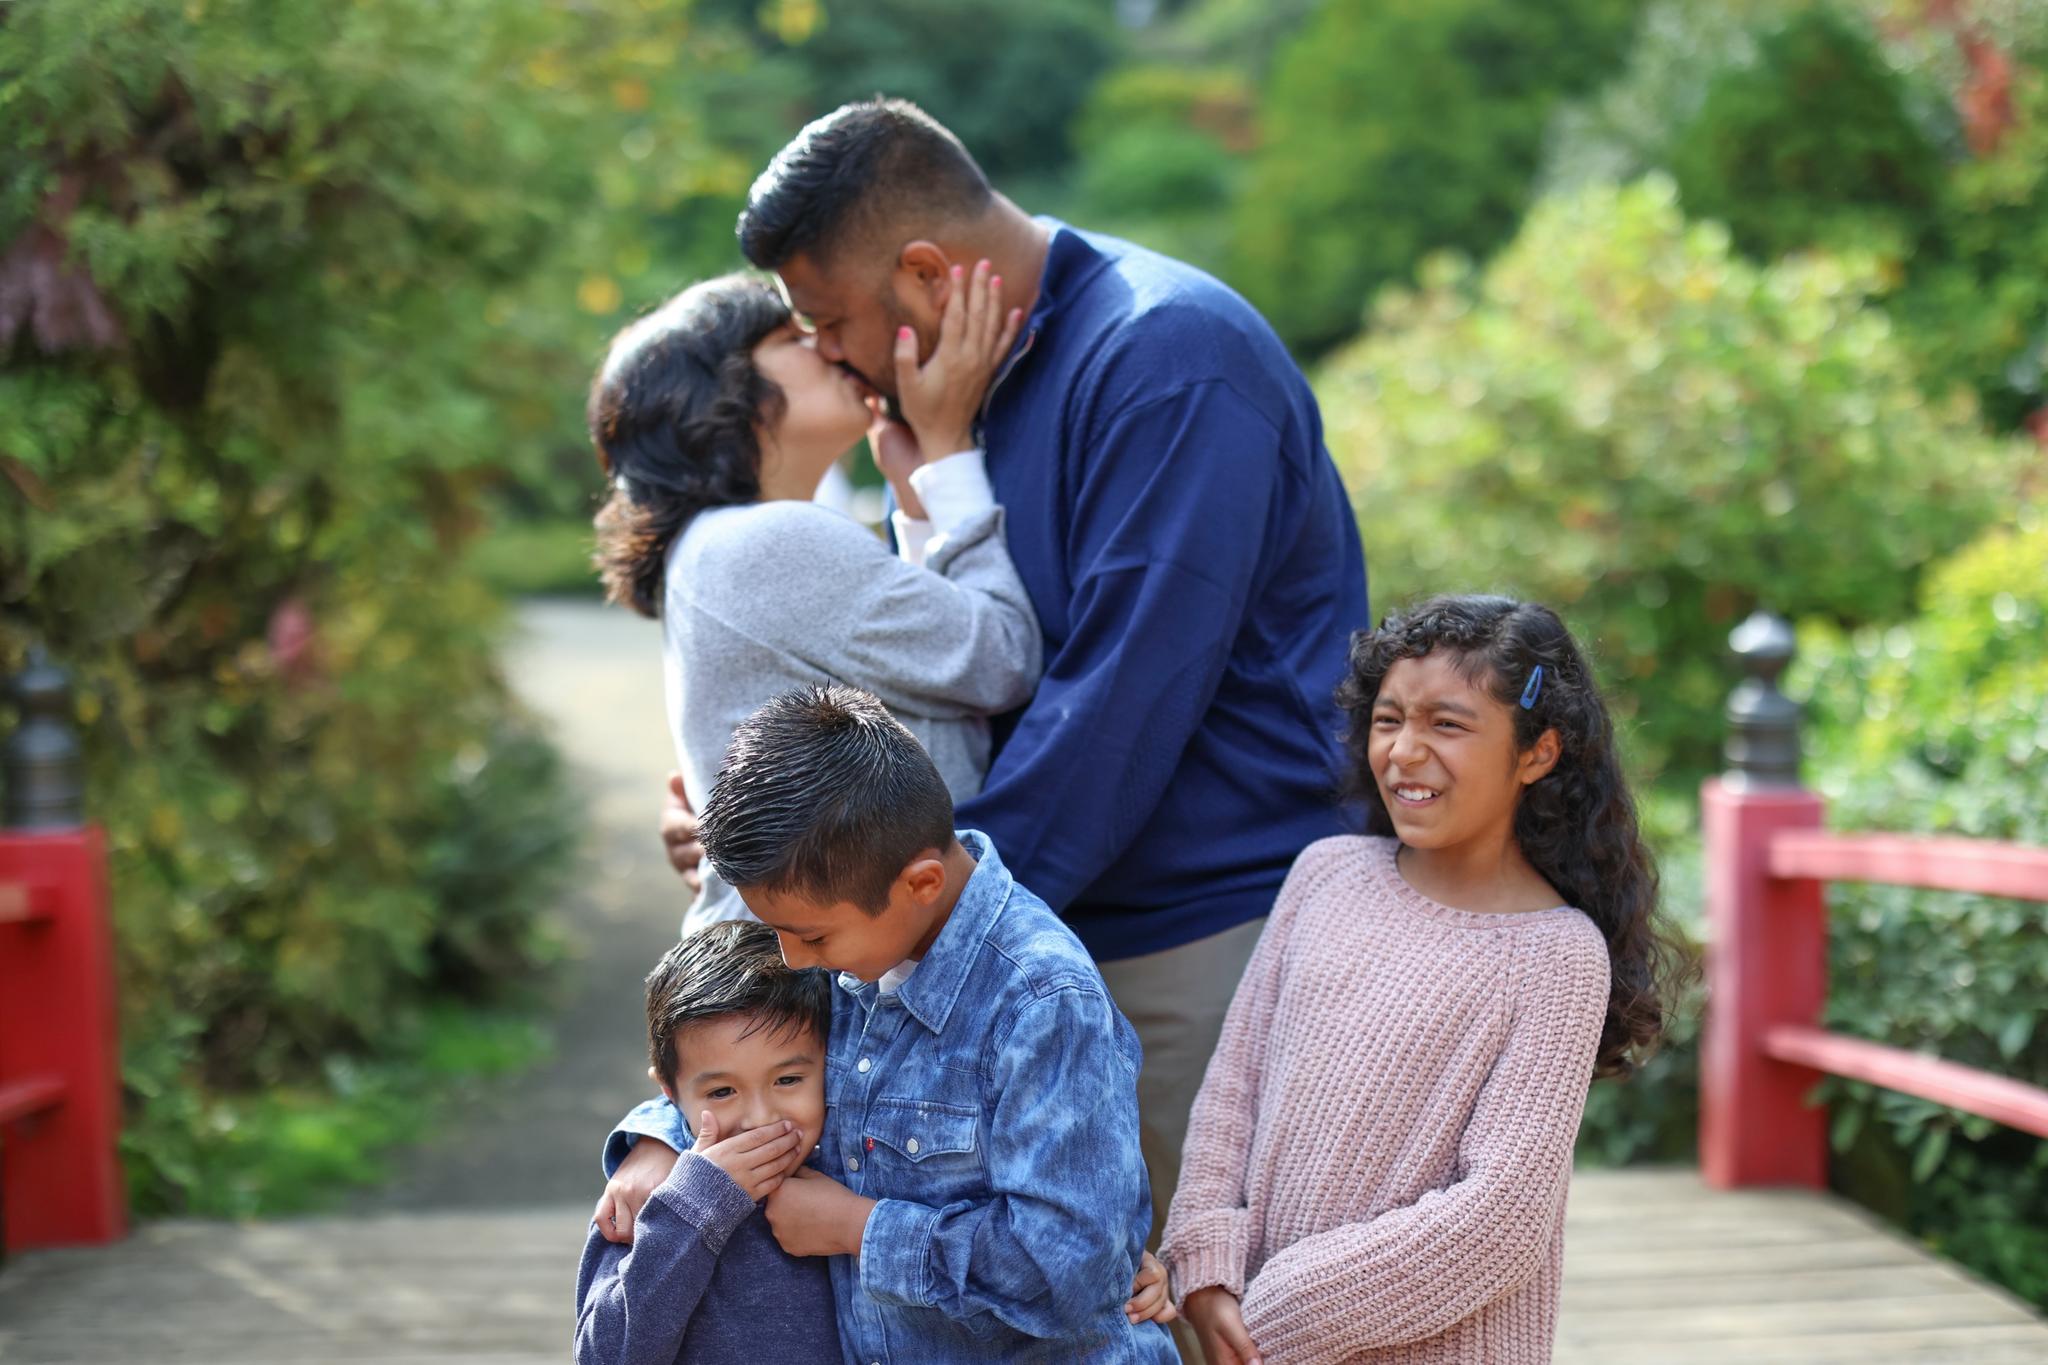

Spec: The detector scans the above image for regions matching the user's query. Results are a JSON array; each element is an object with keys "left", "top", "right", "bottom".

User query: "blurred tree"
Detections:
[
  {"left": 0, "top": 0, "right": 762, "bottom": 1208},
  {"left": 1545, "top": 0, "right": 2048, "bottom": 431},
  {"left": 1226, "top": 0, "right": 1644, "bottom": 354},
  {"left": 1064, "top": 63, "right": 1254, "bottom": 274},
  {"left": 692, "top": 0, "right": 1124, "bottom": 184},
  {"left": 1315, "top": 178, "right": 2031, "bottom": 778}
]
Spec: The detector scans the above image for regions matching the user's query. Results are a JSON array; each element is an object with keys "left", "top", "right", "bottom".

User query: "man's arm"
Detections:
[
  {"left": 857, "top": 984, "right": 1147, "bottom": 1336},
  {"left": 958, "top": 381, "right": 1289, "bottom": 909},
  {"left": 574, "top": 1154, "right": 757, "bottom": 1364}
]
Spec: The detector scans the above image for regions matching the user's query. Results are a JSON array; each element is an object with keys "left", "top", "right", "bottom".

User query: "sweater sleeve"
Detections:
[
  {"left": 690, "top": 500, "right": 1041, "bottom": 720},
  {"left": 1158, "top": 842, "right": 1324, "bottom": 1305},
  {"left": 1236, "top": 920, "right": 1609, "bottom": 1361},
  {"left": 573, "top": 1153, "right": 759, "bottom": 1365}
]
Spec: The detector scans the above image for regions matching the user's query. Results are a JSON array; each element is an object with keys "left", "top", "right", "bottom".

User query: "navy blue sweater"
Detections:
[
  {"left": 574, "top": 1154, "right": 840, "bottom": 1365},
  {"left": 956, "top": 222, "right": 1370, "bottom": 961}
]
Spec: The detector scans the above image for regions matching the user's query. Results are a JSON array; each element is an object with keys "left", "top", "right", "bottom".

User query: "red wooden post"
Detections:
[
  {"left": 1700, "top": 779, "right": 1828, "bottom": 1188},
  {"left": 1, "top": 648, "right": 125, "bottom": 1250},
  {"left": 1698, "top": 613, "right": 1829, "bottom": 1190},
  {"left": 0, "top": 827, "right": 125, "bottom": 1249}
]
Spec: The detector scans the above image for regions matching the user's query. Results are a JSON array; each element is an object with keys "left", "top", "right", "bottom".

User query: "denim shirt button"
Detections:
[
  {"left": 848, "top": 1156, "right": 860, "bottom": 1171},
  {"left": 857, "top": 1057, "right": 871, "bottom": 1073},
  {"left": 906, "top": 1138, "right": 920, "bottom": 1154}
]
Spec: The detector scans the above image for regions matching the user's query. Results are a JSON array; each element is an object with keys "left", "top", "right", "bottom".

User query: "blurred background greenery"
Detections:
[{"left": 2, "top": 0, "right": 2043, "bottom": 1304}]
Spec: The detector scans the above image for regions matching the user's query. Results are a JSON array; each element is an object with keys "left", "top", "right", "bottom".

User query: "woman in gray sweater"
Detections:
[{"left": 589, "top": 264, "right": 1040, "bottom": 930}]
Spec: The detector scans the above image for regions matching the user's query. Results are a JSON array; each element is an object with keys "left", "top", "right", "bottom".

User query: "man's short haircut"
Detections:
[
  {"left": 698, "top": 684, "right": 956, "bottom": 912},
  {"left": 646, "top": 920, "right": 831, "bottom": 1093},
  {"left": 737, "top": 98, "right": 994, "bottom": 270}
]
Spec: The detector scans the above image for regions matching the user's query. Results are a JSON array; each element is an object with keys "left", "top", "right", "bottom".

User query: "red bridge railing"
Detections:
[
  {"left": 0, "top": 650, "right": 125, "bottom": 1253},
  {"left": 1698, "top": 614, "right": 2048, "bottom": 1189}
]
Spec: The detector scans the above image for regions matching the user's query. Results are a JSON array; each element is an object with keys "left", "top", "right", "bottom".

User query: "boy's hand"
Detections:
[
  {"left": 762, "top": 1166, "right": 877, "bottom": 1258},
  {"left": 690, "top": 1109, "right": 805, "bottom": 1202},
  {"left": 594, "top": 1137, "right": 680, "bottom": 1245},
  {"left": 1125, "top": 1249, "right": 1178, "bottom": 1325},
  {"left": 1184, "top": 1286, "right": 1263, "bottom": 1365}
]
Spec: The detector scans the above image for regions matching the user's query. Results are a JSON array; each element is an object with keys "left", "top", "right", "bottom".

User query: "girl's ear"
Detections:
[{"left": 1519, "top": 728, "right": 1563, "bottom": 786}]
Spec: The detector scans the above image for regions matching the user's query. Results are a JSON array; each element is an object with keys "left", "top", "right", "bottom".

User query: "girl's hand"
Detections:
[
  {"left": 689, "top": 1109, "right": 805, "bottom": 1202},
  {"left": 1125, "top": 1249, "right": 1179, "bottom": 1325},
  {"left": 891, "top": 258, "right": 1024, "bottom": 463},
  {"left": 1184, "top": 1286, "right": 1263, "bottom": 1365}
]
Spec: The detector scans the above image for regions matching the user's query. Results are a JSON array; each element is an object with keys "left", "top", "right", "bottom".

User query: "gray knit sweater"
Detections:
[{"left": 662, "top": 496, "right": 1041, "bottom": 929}]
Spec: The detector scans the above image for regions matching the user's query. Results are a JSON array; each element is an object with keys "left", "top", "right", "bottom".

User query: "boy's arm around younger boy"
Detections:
[
  {"left": 855, "top": 979, "right": 1149, "bottom": 1338},
  {"left": 574, "top": 1151, "right": 757, "bottom": 1365}
]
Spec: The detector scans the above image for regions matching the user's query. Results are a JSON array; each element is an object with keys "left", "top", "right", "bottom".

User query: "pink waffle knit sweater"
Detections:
[{"left": 1160, "top": 835, "right": 1609, "bottom": 1365}]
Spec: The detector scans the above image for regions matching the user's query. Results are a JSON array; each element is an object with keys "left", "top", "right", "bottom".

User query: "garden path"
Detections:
[{"left": 0, "top": 602, "right": 2043, "bottom": 1362}]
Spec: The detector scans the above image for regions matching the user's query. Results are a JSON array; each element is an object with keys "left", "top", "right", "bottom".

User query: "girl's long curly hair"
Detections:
[
  {"left": 1335, "top": 593, "right": 1691, "bottom": 1079},
  {"left": 588, "top": 274, "right": 790, "bottom": 618}
]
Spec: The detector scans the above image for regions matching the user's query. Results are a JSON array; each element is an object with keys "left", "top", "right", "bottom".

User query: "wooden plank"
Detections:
[
  {"left": 1764, "top": 1024, "right": 2048, "bottom": 1138},
  {"left": 1770, "top": 831, "right": 2048, "bottom": 901}
]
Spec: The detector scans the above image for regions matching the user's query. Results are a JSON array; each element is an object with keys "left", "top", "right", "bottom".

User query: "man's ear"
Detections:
[
  {"left": 898, "top": 240, "right": 952, "bottom": 310},
  {"left": 1520, "top": 728, "right": 1562, "bottom": 785}
]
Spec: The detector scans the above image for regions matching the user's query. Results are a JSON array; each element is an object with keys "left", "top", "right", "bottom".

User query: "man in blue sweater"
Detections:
[{"left": 644, "top": 97, "right": 1369, "bottom": 1274}]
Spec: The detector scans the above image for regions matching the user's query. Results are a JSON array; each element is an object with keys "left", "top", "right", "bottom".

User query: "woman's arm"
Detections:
[
  {"left": 1234, "top": 922, "right": 1610, "bottom": 1362},
  {"left": 685, "top": 498, "right": 1042, "bottom": 719}
]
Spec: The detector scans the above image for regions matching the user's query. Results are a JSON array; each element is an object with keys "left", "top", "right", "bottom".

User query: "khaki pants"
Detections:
[{"left": 1098, "top": 915, "right": 1268, "bottom": 1363}]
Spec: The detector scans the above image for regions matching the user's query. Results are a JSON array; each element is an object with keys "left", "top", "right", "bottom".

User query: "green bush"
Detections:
[
  {"left": 0, "top": 0, "right": 740, "bottom": 1208},
  {"left": 1794, "top": 511, "right": 2048, "bottom": 1307},
  {"left": 1314, "top": 177, "right": 2031, "bottom": 778},
  {"left": 1581, "top": 517, "right": 2048, "bottom": 1308},
  {"left": 1546, "top": 0, "right": 2048, "bottom": 432},
  {"left": 1065, "top": 64, "right": 1254, "bottom": 277},
  {"left": 1227, "top": 0, "right": 1643, "bottom": 353}
]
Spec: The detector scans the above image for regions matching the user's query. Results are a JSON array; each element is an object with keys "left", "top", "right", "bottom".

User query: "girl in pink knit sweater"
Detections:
[{"left": 1162, "top": 595, "right": 1685, "bottom": 1365}]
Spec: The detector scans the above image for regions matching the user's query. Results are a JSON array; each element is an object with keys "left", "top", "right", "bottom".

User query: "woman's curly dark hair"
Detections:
[
  {"left": 588, "top": 274, "right": 791, "bottom": 618},
  {"left": 1335, "top": 593, "right": 1692, "bottom": 1079}
]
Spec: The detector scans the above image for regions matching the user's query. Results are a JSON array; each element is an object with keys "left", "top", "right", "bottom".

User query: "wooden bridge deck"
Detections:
[{"left": 2, "top": 1168, "right": 2043, "bottom": 1363}]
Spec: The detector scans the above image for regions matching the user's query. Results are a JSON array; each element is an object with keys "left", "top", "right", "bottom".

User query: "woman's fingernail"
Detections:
[
  {"left": 898, "top": 326, "right": 912, "bottom": 340},
  {"left": 990, "top": 275, "right": 1001, "bottom": 290}
]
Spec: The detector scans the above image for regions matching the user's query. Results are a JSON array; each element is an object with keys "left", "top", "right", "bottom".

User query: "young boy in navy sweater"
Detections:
[
  {"left": 597, "top": 685, "right": 1178, "bottom": 1362},
  {"left": 574, "top": 922, "right": 840, "bottom": 1363}
]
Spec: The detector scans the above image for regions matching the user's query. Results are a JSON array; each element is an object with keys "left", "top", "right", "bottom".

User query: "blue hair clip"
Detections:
[{"left": 1519, "top": 665, "right": 1545, "bottom": 710}]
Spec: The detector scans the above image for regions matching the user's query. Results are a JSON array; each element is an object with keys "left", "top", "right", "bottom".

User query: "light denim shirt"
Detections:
[{"left": 605, "top": 831, "right": 1175, "bottom": 1364}]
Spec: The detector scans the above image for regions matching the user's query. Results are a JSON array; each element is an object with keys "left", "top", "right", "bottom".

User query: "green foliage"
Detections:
[
  {"left": 707, "top": 0, "right": 1124, "bottom": 183},
  {"left": 124, "top": 1002, "right": 552, "bottom": 1217},
  {"left": 1314, "top": 177, "right": 2031, "bottom": 777},
  {"left": 1551, "top": 3, "right": 1950, "bottom": 261},
  {"left": 1576, "top": 789, "right": 1705, "bottom": 1167},
  {"left": 1793, "top": 512, "right": 2048, "bottom": 1307},
  {"left": 468, "top": 517, "right": 604, "bottom": 600},
  {"left": 0, "top": 0, "right": 730, "bottom": 1208},
  {"left": 1546, "top": 0, "right": 2048, "bottom": 431},
  {"left": 1228, "top": 0, "right": 1643, "bottom": 353},
  {"left": 1065, "top": 63, "right": 1253, "bottom": 276}
]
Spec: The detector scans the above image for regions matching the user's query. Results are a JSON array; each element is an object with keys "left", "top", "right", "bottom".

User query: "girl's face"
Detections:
[
  {"left": 751, "top": 321, "right": 873, "bottom": 489},
  {"left": 1367, "top": 651, "right": 1558, "bottom": 853}
]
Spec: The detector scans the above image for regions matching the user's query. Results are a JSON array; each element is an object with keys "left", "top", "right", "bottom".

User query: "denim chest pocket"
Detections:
[{"left": 862, "top": 1097, "right": 984, "bottom": 1196}]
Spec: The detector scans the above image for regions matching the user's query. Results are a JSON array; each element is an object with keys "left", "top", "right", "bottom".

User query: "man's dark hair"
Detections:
[
  {"left": 646, "top": 920, "right": 831, "bottom": 1093},
  {"left": 699, "top": 684, "right": 956, "bottom": 912},
  {"left": 737, "top": 98, "right": 994, "bottom": 270}
]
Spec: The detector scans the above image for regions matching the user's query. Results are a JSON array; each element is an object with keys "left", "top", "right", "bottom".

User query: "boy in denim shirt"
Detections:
[{"left": 601, "top": 685, "right": 1178, "bottom": 1362}]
